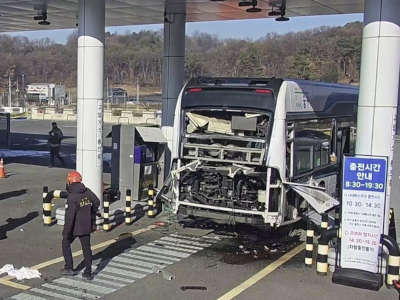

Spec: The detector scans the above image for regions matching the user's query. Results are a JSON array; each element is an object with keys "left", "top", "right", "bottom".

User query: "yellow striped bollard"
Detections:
[
  {"left": 387, "top": 254, "right": 400, "bottom": 286},
  {"left": 43, "top": 186, "right": 52, "bottom": 226},
  {"left": 103, "top": 193, "right": 111, "bottom": 231},
  {"left": 125, "top": 189, "right": 132, "bottom": 225},
  {"left": 316, "top": 229, "right": 337, "bottom": 276},
  {"left": 147, "top": 184, "right": 155, "bottom": 218},
  {"left": 381, "top": 234, "right": 400, "bottom": 286},
  {"left": 305, "top": 220, "right": 314, "bottom": 267},
  {"left": 334, "top": 206, "right": 340, "bottom": 229}
]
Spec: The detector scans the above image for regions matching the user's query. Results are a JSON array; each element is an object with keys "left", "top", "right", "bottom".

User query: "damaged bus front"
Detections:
[{"left": 163, "top": 77, "right": 358, "bottom": 228}]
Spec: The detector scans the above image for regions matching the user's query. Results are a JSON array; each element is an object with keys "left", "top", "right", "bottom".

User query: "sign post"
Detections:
[{"left": 333, "top": 155, "right": 387, "bottom": 290}]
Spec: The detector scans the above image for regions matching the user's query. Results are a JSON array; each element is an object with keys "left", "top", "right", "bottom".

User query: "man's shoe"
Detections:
[
  {"left": 61, "top": 269, "right": 76, "bottom": 276},
  {"left": 82, "top": 273, "right": 94, "bottom": 281}
]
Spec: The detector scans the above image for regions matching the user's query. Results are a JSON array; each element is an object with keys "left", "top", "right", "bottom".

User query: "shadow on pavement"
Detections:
[
  {"left": 0, "top": 211, "right": 39, "bottom": 240},
  {"left": 74, "top": 233, "right": 137, "bottom": 274},
  {"left": 2, "top": 132, "right": 112, "bottom": 172},
  {"left": 0, "top": 189, "right": 27, "bottom": 201}
]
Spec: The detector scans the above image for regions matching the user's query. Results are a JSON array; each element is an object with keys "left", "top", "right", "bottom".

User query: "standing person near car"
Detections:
[
  {"left": 48, "top": 122, "right": 65, "bottom": 167},
  {"left": 62, "top": 171, "right": 100, "bottom": 280}
]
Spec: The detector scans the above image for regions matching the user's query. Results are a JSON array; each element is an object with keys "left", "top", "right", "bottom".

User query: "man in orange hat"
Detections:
[{"left": 62, "top": 170, "right": 100, "bottom": 280}]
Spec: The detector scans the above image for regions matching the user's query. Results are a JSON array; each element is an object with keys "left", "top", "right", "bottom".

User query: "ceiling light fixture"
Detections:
[
  {"left": 33, "top": 11, "right": 50, "bottom": 25},
  {"left": 238, "top": 1, "right": 253, "bottom": 6},
  {"left": 275, "top": 0, "right": 289, "bottom": 21},
  {"left": 245, "top": 0, "right": 261, "bottom": 13}
]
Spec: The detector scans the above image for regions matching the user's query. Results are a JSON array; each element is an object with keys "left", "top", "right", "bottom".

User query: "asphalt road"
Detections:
[{"left": 0, "top": 120, "right": 396, "bottom": 300}]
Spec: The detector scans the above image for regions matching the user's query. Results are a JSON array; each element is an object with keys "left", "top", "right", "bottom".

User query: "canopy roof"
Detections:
[{"left": 0, "top": 0, "right": 363, "bottom": 32}]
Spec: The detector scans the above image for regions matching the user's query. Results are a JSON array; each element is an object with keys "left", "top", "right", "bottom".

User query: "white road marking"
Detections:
[
  {"left": 128, "top": 249, "right": 181, "bottom": 262},
  {"left": 171, "top": 233, "right": 219, "bottom": 243},
  {"left": 155, "top": 239, "right": 205, "bottom": 250},
  {"left": 41, "top": 283, "right": 99, "bottom": 299},
  {"left": 120, "top": 252, "right": 175, "bottom": 265},
  {"left": 95, "top": 273, "right": 135, "bottom": 284},
  {"left": 112, "top": 256, "right": 163, "bottom": 269},
  {"left": 102, "top": 266, "right": 147, "bottom": 279},
  {"left": 148, "top": 242, "right": 198, "bottom": 253},
  {"left": 137, "top": 245, "right": 191, "bottom": 258},
  {"left": 8, "top": 233, "right": 218, "bottom": 300},
  {"left": 161, "top": 236, "right": 212, "bottom": 247},
  {"left": 10, "top": 293, "right": 48, "bottom": 300},
  {"left": 91, "top": 277, "right": 126, "bottom": 288},
  {"left": 30, "top": 287, "right": 81, "bottom": 300},
  {"left": 53, "top": 278, "right": 115, "bottom": 295},
  {"left": 107, "top": 261, "right": 153, "bottom": 274}
]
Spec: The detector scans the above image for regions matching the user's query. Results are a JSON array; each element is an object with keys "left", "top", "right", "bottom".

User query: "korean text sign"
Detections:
[{"left": 341, "top": 156, "right": 387, "bottom": 273}]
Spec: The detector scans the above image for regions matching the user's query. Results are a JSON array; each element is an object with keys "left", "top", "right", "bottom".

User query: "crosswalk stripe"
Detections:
[
  {"left": 102, "top": 266, "right": 147, "bottom": 279},
  {"left": 161, "top": 236, "right": 212, "bottom": 247},
  {"left": 148, "top": 242, "right": 198, "bottom": 253},
  {"left": 95, "top": 273, "right": 135, "bottom": 284},
  {"left": 91, "top": 277, "right": 126, "bottom": 288},
  {"left": 121, "top": 252, "right": 174, "bottom": 265},
  {"left": 113, "top": 256, "right": 163, "bottom": 269},
  {"left": 171, "top": 233, "right": 219, "bottom": 243},
  {"left": 8, "top": 233, "right": 218, "bottom": 300},
  {"left": 10, "top": 293, "right": 48, "bottom": 300},
  {"left": 30, "top": 287, "right": 81, "bottom": 300},
  {"left": 128, "top": 249, "right": 180, "bottom": 262},
  {"left": 154, "top": 239, "right": 205, "bottom": 250},
  {"left": 138, "top": 245, "right": 191, "bottom": 258},
  {"left": 41, "top": 283, "right": 99, "bottom": 299},
  {"left": 54, "top": 278, "right": 115, "bottom": 295},
  {"left": 108, "top": 261, "right": 153, "bottom": 274}
]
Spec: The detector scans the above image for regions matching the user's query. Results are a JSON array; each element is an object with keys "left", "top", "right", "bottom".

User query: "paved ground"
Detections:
[{"left": 0, "top": 119, "right": 397, "bottom": 300}]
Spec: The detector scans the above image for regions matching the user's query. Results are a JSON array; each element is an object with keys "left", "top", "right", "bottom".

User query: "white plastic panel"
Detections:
[
  {"left": 358, "top": 37, "right": 379, "bottom": 107},
  {"left": 375, "top": 37, "right": 400, "bottom": 107},
  {"left": 355, "top": 106, "right": 374, "bottom": 155},
  {"left": 77, "top": 47, "right": 105, "bottom": 100},
  {"left": 77, "top": 98, "right": 102, "bottom": 151},
  {"left": 371, "top": 107, "right": 397, "bottom": 156}
]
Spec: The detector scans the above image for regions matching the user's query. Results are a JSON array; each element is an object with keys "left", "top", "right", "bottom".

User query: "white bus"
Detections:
[{"left": 164, "top": 77, "right": 358, "bottom": 227}]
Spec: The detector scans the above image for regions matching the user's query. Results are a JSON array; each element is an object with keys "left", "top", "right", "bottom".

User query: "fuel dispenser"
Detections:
[{"left": 110, "top": 125, "right": 166, "bottom": 202}]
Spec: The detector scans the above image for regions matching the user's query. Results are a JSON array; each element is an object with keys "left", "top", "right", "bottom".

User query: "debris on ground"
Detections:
[
  {"left": 218, "top": 225, "right": 302, "bottom": 265},
  {"left": 0, "top": 264, "right": 41, "bottom": 280},
  {"left": 180, "top": 286, "right": 207, "bottom": 291},
  {"left": 152, "top": 265, "right": 175, "bottom": 280},
  {"left": 161, "top": 270, "right": 175, "bottom": 280}
]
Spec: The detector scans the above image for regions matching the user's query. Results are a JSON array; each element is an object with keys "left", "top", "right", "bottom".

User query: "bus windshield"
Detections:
[{"left": 183, "top": 109, "right": 271, "bottom": 141}]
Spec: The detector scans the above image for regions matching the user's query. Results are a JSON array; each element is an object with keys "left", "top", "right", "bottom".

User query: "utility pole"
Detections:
[
  {"left": 16, "top": 76, "right": 19, "bottom": 107},
  {"left": 8, "top": 73, "right": 11, "bottom": 107},
  {"left": 136, "top": 77, "right": 140, "bottom": 104},
  {"left": 106, "top": 76, "right": 110, "bottom": 109}
]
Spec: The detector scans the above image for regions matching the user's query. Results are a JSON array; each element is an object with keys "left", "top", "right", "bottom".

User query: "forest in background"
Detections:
[{"left": 0, "top": 21, "right": 362, "bottom": 92}]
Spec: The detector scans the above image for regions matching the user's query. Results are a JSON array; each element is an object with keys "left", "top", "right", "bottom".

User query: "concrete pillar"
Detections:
[
  {"left": 356, "top": 0, "right": 400, "bottom": 234},
  {"left": 76, "top": 0, "right": 105, "bottom": 200},
  {"left": 162, "top": 6, "right": 186, "bottom": 170}
]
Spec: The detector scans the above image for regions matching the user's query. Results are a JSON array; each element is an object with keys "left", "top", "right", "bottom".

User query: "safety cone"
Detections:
[{"left": 0, "top": 158, "right": 5, "bottom": 178}]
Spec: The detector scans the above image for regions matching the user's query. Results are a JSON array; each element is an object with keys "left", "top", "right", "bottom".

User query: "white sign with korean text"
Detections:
[{"left": 341, "top": 156, "right": 387, "bottom": 273}]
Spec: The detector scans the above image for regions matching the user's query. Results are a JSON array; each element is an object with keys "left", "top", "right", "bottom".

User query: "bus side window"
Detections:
[{"left": 296, "top": 145, "right": 313, "bottom": 174}]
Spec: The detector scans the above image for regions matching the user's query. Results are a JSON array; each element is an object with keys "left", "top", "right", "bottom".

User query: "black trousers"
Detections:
[
  {"left": 50, "top": 146, "right": 65, "bottom": 166},
  {"left": 62, "top": 235, "right": 92, "bottom": 275}
]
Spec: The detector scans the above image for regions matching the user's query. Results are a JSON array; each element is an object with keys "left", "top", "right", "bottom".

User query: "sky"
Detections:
[{"left": 6, "top": 13, "right": 363, "bottom": 44}]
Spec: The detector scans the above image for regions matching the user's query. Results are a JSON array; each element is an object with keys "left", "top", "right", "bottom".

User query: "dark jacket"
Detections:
[
  {"left": 48, "top": 127, "right": 64, "bottom": 147},
  {"left": 63, "top": 183, "right": 100, "bottom": 238}
]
